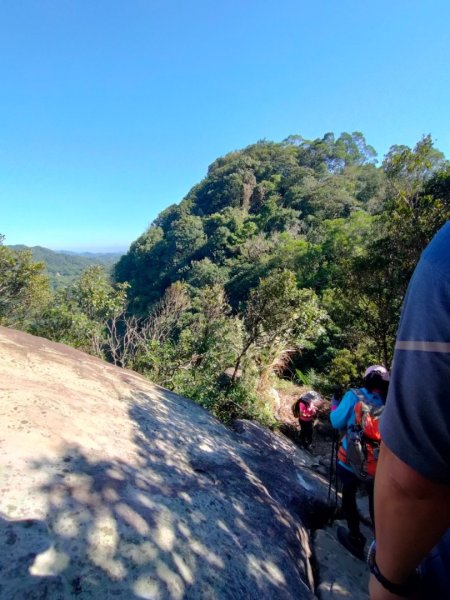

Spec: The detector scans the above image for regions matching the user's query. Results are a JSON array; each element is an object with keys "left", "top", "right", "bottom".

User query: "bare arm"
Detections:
[{"left": 369, "top": 443, "right": 450, "bottom": 599}]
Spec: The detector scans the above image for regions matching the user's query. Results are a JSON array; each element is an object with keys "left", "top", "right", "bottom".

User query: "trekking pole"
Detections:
[
  {"left": 333, "top": 435, "right": 339, "bottom": 512},
  {"left": 327, "top": 432, "right": 339, "bottom": 523},
  {"left": 327, "top": 432, "right": 335, "bottom": 504}
]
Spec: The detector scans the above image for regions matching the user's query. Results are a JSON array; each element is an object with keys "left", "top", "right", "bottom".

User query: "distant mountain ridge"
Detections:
[
  {"left": 8, "top": 245, "right": 123, "bottom": 289},
  {"left": 58, "top": 249, "right": 126, "bottom": 259}
]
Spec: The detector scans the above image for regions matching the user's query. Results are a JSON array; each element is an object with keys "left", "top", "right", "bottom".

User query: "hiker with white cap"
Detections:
[{"left": 330, "top": 364, "right": 390, "bottom": 559}]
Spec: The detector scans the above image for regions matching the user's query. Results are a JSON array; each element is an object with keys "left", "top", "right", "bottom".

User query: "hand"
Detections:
[{"left": 369, "top": 575, "right": 419, "bottom": 600}]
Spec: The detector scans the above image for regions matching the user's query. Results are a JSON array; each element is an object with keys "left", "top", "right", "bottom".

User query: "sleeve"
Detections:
[
  {"left": 330, "top": 390, "right": 355, "bottom": 430},
  {"left": 380, "top": 243, "right": 450, "bottom": 484}
]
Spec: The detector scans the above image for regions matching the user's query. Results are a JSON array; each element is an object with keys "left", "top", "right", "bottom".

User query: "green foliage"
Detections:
[
  {"left": 70, "top": 266, "right": 128, "bottom": 322},
  {"left": 185, "top": 258, "right": 227, "bottom": 288},
  {"left": 130, "top": 283, "right": 263, "bottom": 422},
  {"left": 327, "top": 347, "right": 376, "bottom": 391},
  {"left": 31, "top": 266, "right": 128, "bottom": 356},
  {"left": 32, "top": 298, "right": 101, "bottom": 352},
  {"left": 383, "top": 135, "right": 446, "bottom": 199},
  {"left": 0, "top": 243, "right": 50, "bottom": 328},
  {"left": 227, "top": 269, "right": 326, "bottom": 391},
  {"left": 295, "top": 368, "right": 319, "bottom": 388},
  {"left": 243, "top": 270, "right": 324, "bottom": 351}
]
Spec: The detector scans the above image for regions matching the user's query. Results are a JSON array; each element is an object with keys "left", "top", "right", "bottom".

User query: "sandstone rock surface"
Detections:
[{"left": 0, "top": 327, "right": 324, "bottom": 599}]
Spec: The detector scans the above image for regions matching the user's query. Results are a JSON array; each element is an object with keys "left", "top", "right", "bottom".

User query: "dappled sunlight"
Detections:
[
  {"left": 0, "top": 386, "right": 317, "bottom": 598},
  {"left": 122, "top": 540, "right": 158, "bottom": 565},
  {"left": 172, "top": 552, "right": 194, "bottom": 585},
  {"left": 247, "top": 554, "right": 287, "bottom": 586},
  {"left": 296, "top": 472, "right": 313, "bottom": 491},
  {"left": 116, "top": 502, "right": 151, "bottom": 536},
  {"left": 197, "top": 440, "right": 215, "bottom": 453},
  {"left": 87, "top": 507, "right": 120, "bottom": 556},
  {"left": 156, "top": 559, "right": 185, "bottom": 599},
  {"left": 133, "top": 574, "right": 162, "bottom": 600},
  {"left": 53, "top": 510, "right": 82, "bottom": 538},
  {"left": 190, "top": 540, "right": 224, "bottom": 568},
  {"left": 153, "top": 517, "right": 176, "bottom": 552},
  {"left": 30, "top": 545, "right": 70, "bottom": 577}
]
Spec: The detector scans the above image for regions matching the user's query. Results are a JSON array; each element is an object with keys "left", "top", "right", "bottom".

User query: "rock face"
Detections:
[
  {"left": 0, "top": 327, "right": 329, "bottom": 599},
  {"left": 314, "top": 524, "right": 370, "bottom": 600}
]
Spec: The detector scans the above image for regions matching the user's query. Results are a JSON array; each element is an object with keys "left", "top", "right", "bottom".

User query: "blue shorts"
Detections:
[{"left": 419, "top": 528, "right": 450, "bottom": 597}]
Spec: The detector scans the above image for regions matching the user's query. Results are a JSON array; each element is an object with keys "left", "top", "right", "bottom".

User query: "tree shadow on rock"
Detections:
[
  {"left": 0, "top": 513, "right": 65, "bottom": 599},
  {"left": 229, "top": 420, "right": 333, "bottom": 530},
  {"left": 127, "top": 392, "right": 316, "bottom": 599},
  {"left": 5, "top": 387, "right": 316, "bottom": 599}
]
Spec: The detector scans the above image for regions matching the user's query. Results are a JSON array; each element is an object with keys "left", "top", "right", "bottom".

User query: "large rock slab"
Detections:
[{"left": 0, "top": 327, "right": 318, "bottom": 599}]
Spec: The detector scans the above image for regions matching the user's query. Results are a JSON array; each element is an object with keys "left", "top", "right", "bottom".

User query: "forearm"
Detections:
[{"left": 374, "top": 443, "right": 450, "bottom": 584}]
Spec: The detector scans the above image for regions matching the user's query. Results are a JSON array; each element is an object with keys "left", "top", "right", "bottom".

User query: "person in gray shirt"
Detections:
[{"left": 369, "top": 222, "right": 450, "bottom": 599}]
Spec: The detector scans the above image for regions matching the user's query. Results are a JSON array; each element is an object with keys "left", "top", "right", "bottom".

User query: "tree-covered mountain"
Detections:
[
  {"left": 115, "top": 132, "right": 388, "bottom": 312},
  {"left": 113, "top": 132, "right": 449, "bottom": 395},
  {"left": 8, "top": 245, "right": 123, "bottom": 289}
]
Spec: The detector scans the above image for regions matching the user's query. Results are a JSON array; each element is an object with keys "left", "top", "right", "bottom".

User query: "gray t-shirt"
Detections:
[{"left": 380, "top": 221, "right": 450, "bottom": 484}]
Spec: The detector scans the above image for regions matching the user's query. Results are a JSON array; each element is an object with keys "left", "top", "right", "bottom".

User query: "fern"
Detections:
[{"left": 295, "top": 368, "right": 318, "bottom": 387}]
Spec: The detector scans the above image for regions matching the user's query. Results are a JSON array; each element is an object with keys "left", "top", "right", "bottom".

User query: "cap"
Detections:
[
  {"left": 364, "top": 364, "right": 390, "bottom": 382},
  {"left": 300, "top": 391, "right": 321, "bottom": 403}
]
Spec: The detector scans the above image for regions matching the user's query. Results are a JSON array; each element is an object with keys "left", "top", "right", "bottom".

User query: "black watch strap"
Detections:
[{"left": 370, "top": 557, "right": 419, "bottom": 597}]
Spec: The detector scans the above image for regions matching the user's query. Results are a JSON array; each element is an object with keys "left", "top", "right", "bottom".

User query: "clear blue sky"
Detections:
[{"left": 1, "top": 1, "right": 449, "bottom": 252}]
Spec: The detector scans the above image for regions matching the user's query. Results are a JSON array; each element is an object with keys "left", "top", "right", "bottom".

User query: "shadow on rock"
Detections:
[
  {"left": 1, "top": 389, "right": 318, "bottom": 599},
  {"left": 0, "top": 514, "right": 63, "bottom": 599},
  {"left": 230, "top": 420, "right": 334, "bottom": 530}
]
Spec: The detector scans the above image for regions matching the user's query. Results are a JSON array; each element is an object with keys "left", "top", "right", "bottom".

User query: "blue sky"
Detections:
[{"left": 1, "top": 1, "right": 449, "bottom": 252}]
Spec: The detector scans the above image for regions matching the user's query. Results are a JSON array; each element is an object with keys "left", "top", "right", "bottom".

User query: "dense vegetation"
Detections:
[
  {"left": 2, "top": 132, "right": 449, "bottom": 424},
  {"left": 8, "top": 245, "right": 122, "bottom": 290}
]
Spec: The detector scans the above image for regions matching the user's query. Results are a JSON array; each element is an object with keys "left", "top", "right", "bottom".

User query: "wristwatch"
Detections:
[{"left": 367, "top": 540, "right": 420, "bottom": 598}]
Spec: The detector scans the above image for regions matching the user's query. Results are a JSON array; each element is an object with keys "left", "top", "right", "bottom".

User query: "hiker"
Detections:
[
  {"left": 330, "top": 365, "right": 390, "bottom": 559},
  {"left": 293, "top": 391, "right": 320, "bottom": 450},
  {"left": 369, "top": 222, "right": 450, "bottom": 600}
]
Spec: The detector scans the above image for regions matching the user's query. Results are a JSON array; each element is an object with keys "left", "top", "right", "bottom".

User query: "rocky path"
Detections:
[{"left": 274, "top": 383, "right": 371, "bottom": 599}]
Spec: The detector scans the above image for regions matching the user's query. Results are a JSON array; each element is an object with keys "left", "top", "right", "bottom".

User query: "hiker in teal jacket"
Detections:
[{"left": 330, "top": 365, "right": 389, "bottom": 559}]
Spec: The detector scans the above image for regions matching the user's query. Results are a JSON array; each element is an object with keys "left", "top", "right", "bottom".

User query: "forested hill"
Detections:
[
  {"left": 9, "top": 245, "right": 122, "bottom": 289},
  {"left": 115, "top": 132, "right": 386, "bottom": 312},
  {"left": 111, "top": 132, "right": 450, "bottom": 408}
]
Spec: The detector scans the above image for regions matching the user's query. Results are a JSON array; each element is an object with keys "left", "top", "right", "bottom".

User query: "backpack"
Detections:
[
  {"left": 344, "top": 389, "right": 384, "bottom": 480},
  {"left": 298, "top": 401, "right": 317, "bottom": 421}
]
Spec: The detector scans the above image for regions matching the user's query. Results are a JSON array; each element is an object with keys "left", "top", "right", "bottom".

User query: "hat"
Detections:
[
  {"left": 364, "top": 365, "right": 390, "bottom": 382},
  {"left": 300, "top": 390, "right": 321, "bottom": 403}
]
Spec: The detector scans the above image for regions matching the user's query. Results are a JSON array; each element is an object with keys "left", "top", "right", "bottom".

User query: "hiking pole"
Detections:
[
  {"left": 333, "top": 435, "right": 339, "bottom": 512},
  {"left": 327, "top": 431, "right": 335, "bottom": 504},
  {"left": 327, "top": 431, "right": 339, "bottom": 523}
]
